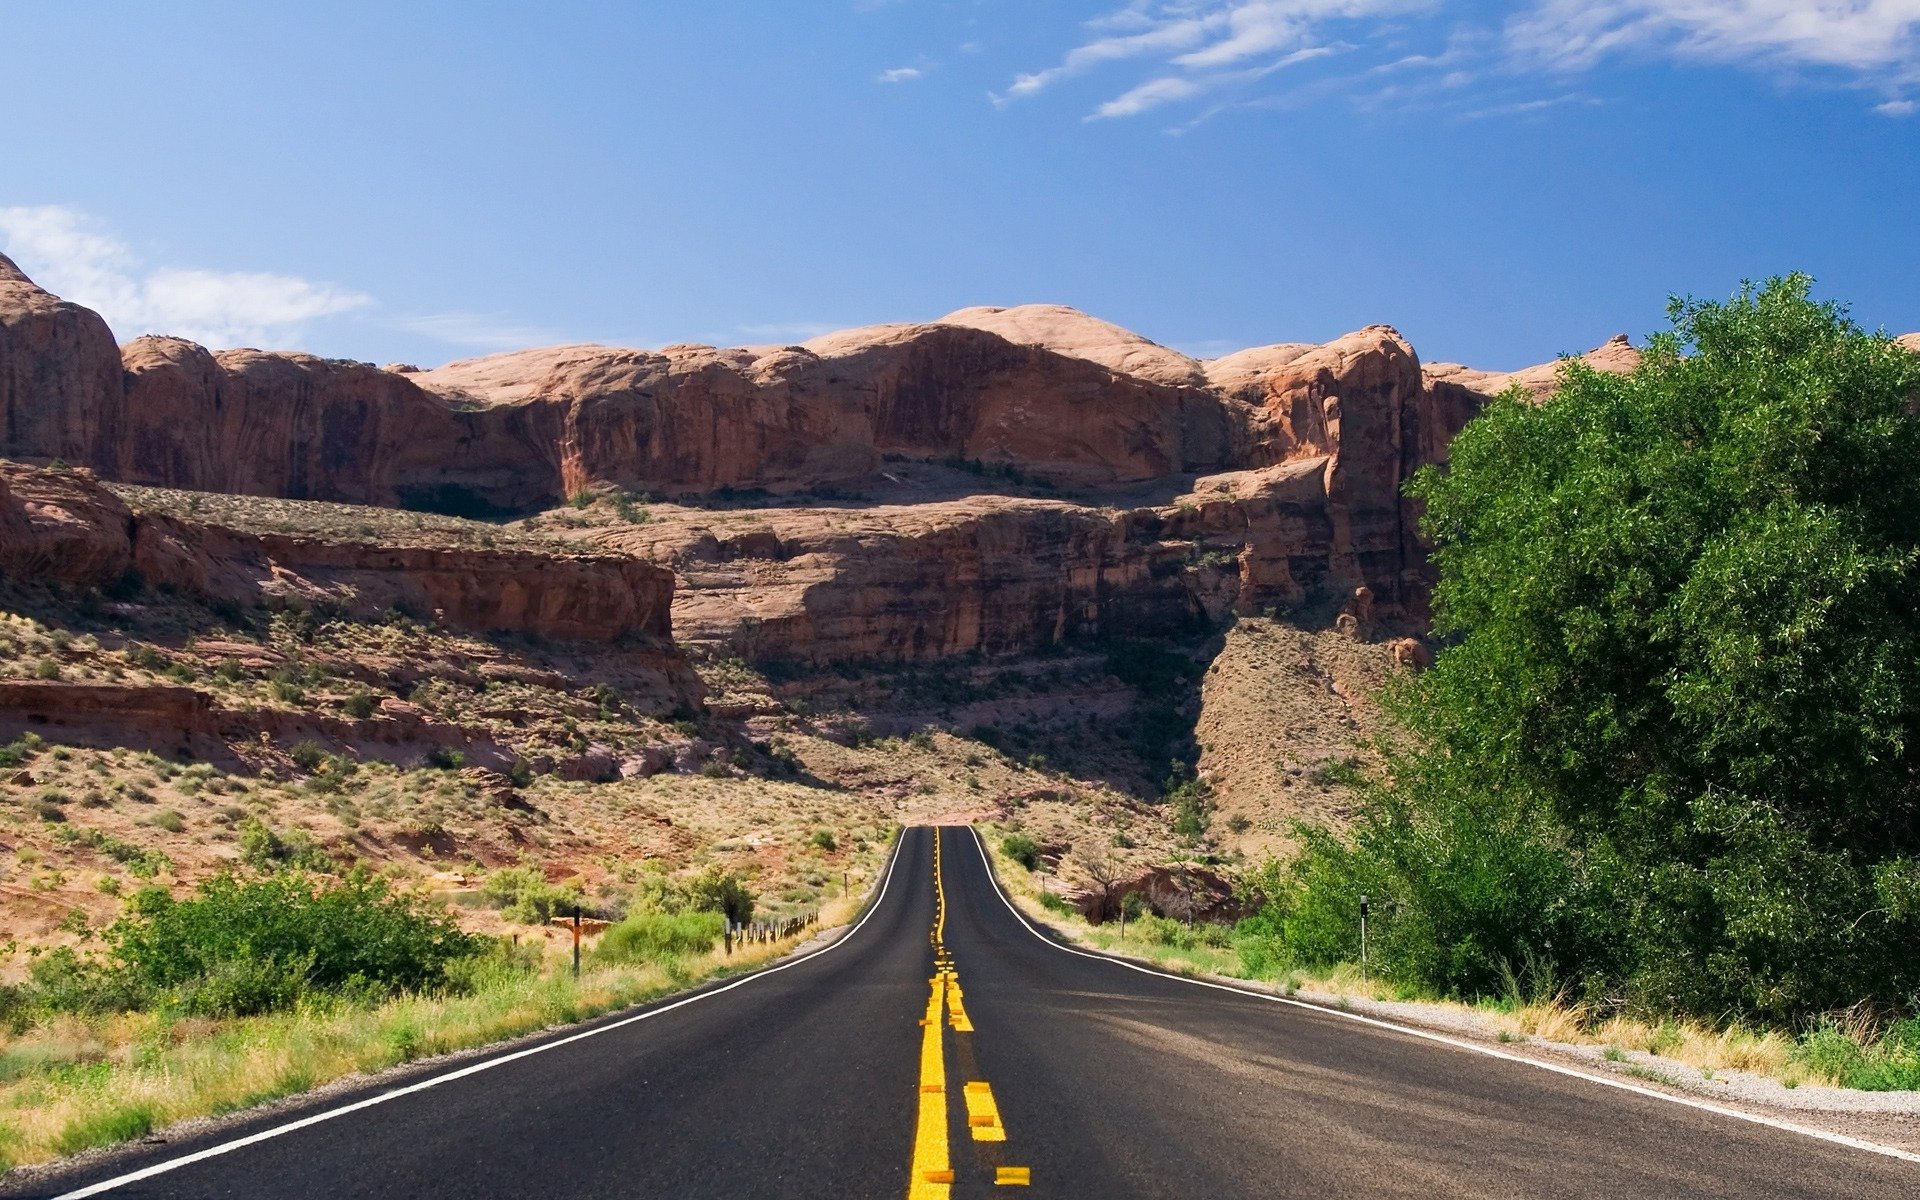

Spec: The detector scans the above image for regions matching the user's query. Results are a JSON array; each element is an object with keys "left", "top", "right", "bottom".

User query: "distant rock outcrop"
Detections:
[
  {"left": 0, "top": 254, "right": 1688, "bottom": 654},
  {"left": 0, "top": 461, "right": 681, "bottom": 649},
  {"left": 1423, "top": 334, "right": 1640, "bottom": 401},
  {"left": 0, "top": 252, "right": 122, "bottom": 469}
]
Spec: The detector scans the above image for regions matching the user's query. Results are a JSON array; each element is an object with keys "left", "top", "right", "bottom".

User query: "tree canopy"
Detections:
[{"left": 1267, "top": 277, "right": 1920, "bottom": 1021}]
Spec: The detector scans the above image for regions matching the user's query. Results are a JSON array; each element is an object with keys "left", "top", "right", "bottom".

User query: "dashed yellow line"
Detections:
[
  {"left": 908, "top": 966, "right": 951, "bottom": 1198},
  {"left": 962, "top": 1081, "right": 1006, "bottom": 1142},
  {"left": 907, "top": 828, "right": 1028, "bottom": 1195}
]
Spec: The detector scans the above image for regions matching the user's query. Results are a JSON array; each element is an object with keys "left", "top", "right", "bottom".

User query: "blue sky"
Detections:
[{"left": 3, "top": 1, "right": 1916, "bottom": 370}]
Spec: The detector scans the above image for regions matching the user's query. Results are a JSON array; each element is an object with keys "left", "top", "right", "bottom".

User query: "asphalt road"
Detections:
[{"left": 12, "top": 826, "right": 1916, "bottom": 1199}]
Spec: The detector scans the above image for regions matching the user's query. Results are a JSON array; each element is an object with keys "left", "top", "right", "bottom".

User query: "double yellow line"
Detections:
[{"left": 907, "top": 829, "right": 1029, "bottom": 1196}]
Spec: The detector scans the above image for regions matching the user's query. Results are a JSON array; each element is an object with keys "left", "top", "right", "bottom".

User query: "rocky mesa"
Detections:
[{"left": 0, "top": 250, "right": 1673, "bottom": 673}]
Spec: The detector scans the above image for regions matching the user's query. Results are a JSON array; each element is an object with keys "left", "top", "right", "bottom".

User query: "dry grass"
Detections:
[
  {"left": 106, "top": 484, "right": 562, "bottom": 553},
  {"left": 0, "top": 884, "right": 874, "bottom": 1170}
]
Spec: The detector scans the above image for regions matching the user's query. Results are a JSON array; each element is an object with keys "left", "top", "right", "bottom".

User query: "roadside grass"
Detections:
[
  {"left": 0, "top": 890, "right": 864, "bottom": 1173},
  {"left": 975, "top": 827, "right": 1888, "bottom": 1094}
]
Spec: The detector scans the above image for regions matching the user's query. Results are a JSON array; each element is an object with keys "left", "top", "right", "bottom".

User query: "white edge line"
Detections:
[
  {"left": 50, "top": 832, "right": 911, "bottom": 1200},
  {"left": 965, "top": 826, "right": 1920, "bottom": 1167}
]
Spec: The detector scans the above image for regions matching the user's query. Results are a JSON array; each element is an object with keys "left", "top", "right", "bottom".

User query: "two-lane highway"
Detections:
[{"left": 11, "top": 827, "right": 1916, "bottom": 1198}]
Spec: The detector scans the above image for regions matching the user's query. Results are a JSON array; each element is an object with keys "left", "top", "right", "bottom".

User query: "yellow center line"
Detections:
[
  {"left": 907, "top": 969, "right": 951, "bottom": 1198},
  {"left": 907, "top": 828, "right": 1028, "bottom": 1194}
]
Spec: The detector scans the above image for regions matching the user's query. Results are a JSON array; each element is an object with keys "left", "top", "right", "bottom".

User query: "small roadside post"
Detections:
[
  {"left": 570, "top": 904, "right": 582, "bottom": 980},
  {"left": 1358, "top": 894, "right": 1369, "bottom": 983}
]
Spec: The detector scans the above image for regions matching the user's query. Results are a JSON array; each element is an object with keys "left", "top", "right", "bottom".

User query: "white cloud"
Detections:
[
  {"left": 0, "top": 205, "right": 369, "bottom": 348},
  {"left": 878, "top": 66, "right": 925, "bottom": 83},
  {"left": 1005, "top": 2, "right": 1920, "bottom": 124},
  {"left": 1001, "top": 1, "right": 1425, "bottom": 116},
  {"left": 737, "top": 321, "right": 843, "bottom": 343},
  {"left": 394, "top": 311, "right": 565, "bottom": 351},
  {"left": 997, "top": 12, "right": 1224, "bottom": 102},
  {"left": 1454, "top": 92, "right": 1601, "bottom": 120},
  {"left": 1507, "top": 1, "right": 1920, "bottom": 80},
  {"left": 1093, "top": 75, "right": 1208, "bottom": 117}
]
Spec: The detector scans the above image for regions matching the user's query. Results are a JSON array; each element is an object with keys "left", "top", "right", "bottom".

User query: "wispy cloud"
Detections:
[
  {"left": 878, "top": 66, "right": 925, "bottom": 83},
  {"left": 737, "top": 321, "right": 843, "bottom": 343},
  {"left": 0, "top": 204, "right": 369, "bottom": 348},
  {"left": 1454, "top": 92, "right": 1602, "bottom": 121},
  {"left": 994, "top": 10, "right": 1224, "bottom": 104},
  {"left": 1006, "top": 1, "right": 1920, "bottom": 125},
  {"left": 1506, "top": 0, "right": 1920, "bottom": 79},
  {"left": 394, "top": 311, "right": 566, "bottom": 351},
  {"left": 1001, "top": 1, "right": 1426, "bottom": 115}
]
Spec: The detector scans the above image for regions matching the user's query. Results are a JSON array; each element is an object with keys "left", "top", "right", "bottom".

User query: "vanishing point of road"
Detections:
[{"left": 12, "top": 826, "right": 1915, "bottom": 1199}]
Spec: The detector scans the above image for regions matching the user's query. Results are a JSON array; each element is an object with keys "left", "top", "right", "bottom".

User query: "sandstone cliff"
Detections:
[
  {"left": 0, "top": 254, "right": 1700, "bottom": 661},
  {"left": 0, "top": 253, "right": 122, "bottom": 468},
  {"left": 0, "top": 462, "right": 678, "bottom": 647}
]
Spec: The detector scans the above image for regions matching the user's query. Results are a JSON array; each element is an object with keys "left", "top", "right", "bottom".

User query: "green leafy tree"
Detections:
[{"left": 1308, "top": 276, "right": 1920, "bottom": 1019}]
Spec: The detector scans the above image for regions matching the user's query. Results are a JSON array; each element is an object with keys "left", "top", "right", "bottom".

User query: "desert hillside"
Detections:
[{"left": 0, "top": 251, "right": 1649, "bottom": 955}]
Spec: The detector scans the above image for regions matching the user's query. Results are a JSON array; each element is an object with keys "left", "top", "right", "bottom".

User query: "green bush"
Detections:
[
  {"left": 481, "top": 867, "right": 586, "bottom": 925},
  {"left": 109, "top": 872, "right": 480, "bottom": 1016},
  {"left": 239, "top": 820, "right": 329, "bottom": 872},
  {"left": 1794, "top": 1018, "right": 1920, "bottom": 1091},
  {"left": 684, "top": 865, "right": 755, "bottom": 924},
  {"left": 0, "top": 735, "right": 41, "bottom": 769},
  {"left": 594, "top": 911, "right": 724, "bottom": 965},
  {"left": 808, "top": 829, "right": 837, "bottom": 852},
  {"left": 1001, "top": 833, "right": 1042, "bottom": 871}
]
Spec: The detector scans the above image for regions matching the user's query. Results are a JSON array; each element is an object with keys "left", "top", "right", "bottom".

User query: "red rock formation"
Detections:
[
  {"left": 117, "top": 337, "right": 565, "bottom": 513},
  {"left": 1423, "top": 334, "right": 1640, "bottom": 401},
  {"left": 418, "top": 321, "right": 1234, "bottom": 496},
  {"left": 0, "top": 462, "right": 677, "bottom": 646},
  {"left": 0, "top": 255, "right": 1556, "bottom": 652},
  {"left": 0, "top": 253, "right": 123, "bottom": 467},
  {"left": 594, "top": 457, "right": 1373, "bottom": 666}
]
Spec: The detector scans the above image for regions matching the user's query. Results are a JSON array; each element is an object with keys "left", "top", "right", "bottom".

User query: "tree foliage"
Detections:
[{"left": 1266, "top": 277, "right": 1920, "bottom": 1020}]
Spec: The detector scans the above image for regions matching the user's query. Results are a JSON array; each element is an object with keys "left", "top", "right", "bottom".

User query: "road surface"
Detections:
[{"left": 11, "top": 826, "right": 1914, "bottom": 1198}]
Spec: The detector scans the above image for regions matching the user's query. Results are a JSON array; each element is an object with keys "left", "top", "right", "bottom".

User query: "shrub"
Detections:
[
  {"left": 342, "top": 691, "right": 377, "bottom": 719},
  {"left": 481, "top": 867, "right": 586, "bottom": 925},
  {"left": 239, "top": 819, "right": 329, "bottom": 872},
  {"left": 808, "top": 829, "right": 838, "bottom": 852},
  {"left": 289, "top": 740, "right": 328, "bottom": 771},
  {"left": 108, "top": 871, "right": 480, "bottom": 1016},
  {"left": 684, "top": 866, "right": 755, "bottom": 924},
  {"left": 1001, "top": 833, "right": 1042, "bottom": 871},
  {"left": 0, "top": 735, "right": 39, "bottom": 768},
  {"left": 594, "top": 911, "right": 723, "bottom": 964}
]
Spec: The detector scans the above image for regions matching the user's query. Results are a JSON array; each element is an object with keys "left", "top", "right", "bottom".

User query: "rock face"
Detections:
[
  {"left": 416, "top": 321, "right": 1234, "bottom": 497},
  {"left": 0, "top": 254, "right": 1684, "bottom": 661},
  {"left": 0, "top": 462, "right": 677, "bottom": 647},
  {"left": 1423, "top": 334, "right": 1640, "bottom": 401},
  {"left": 117, "top": 338, "right": 565, "bottom": 514},
  {"left": 595, "top": 456, "right": 1384, "bottom": 666},
  {"left": 0, "top": 253, "right": 122, "bottom": 469}
]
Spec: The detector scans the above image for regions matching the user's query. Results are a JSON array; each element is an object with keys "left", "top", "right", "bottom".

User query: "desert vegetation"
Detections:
[{"left": 996, "top": 277, "right": 1920, "bottom": 1090}]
